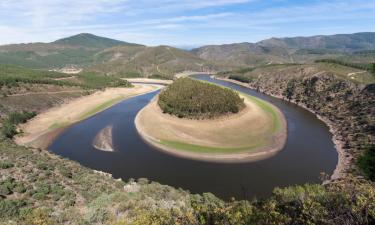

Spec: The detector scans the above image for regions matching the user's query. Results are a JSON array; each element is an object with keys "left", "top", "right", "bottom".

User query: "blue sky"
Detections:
[{"left": 0, "top": 0, "right": 374, "bottom": 47}]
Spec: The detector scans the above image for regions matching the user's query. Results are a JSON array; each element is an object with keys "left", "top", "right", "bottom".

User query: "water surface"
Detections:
[{"left": 49, "top": 75, "right": 337, "bottom": 200}]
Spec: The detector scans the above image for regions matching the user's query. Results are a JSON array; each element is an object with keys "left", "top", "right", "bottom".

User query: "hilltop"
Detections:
[
  {"left": 53, "top": 33, "right": 141, "bottom": 49},
  {"left": 0, "top": 34, "right": 140, "bottom": 69}
]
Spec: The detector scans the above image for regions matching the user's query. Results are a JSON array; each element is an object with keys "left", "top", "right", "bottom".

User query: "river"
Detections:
[{"left": 49, "top": 75, "right": 337, "bottom": 200}]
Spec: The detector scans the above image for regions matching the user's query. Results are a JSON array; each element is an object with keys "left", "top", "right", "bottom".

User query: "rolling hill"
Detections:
[
  {"left": 88, "top": 45, "right": 215, "bottom": 78},
  {"left": 0, "top": 32, "right": 374, "bottom": 75},
  {"left": 192, "top": 32, "right": 375, "bottom": 67},
  {"left": 0, "top": 33, "right": 138, "bottom": 69},
  {"left": 53, "top": 33, "right": 141, "bottom": 49},
  {"left": 258, "top": 32, "right": 375, "bottom": 52}
]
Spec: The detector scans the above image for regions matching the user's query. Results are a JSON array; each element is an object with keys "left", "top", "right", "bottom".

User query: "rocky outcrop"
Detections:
[{"left": 220, "top": 68, "right": 375, "bottom": 181}]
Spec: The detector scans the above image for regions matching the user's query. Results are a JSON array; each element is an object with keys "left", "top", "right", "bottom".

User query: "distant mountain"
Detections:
[
  {"left": 192, "top": 32, "right": 375, "bottom": 67},
  {"left": 258, "top": 32, "right": 375, "bottom": 52},
  {"left": 1, "top": 32, "right": 374, "bottom": 71},
  {"left": 191, "top": 42, "right": 292, "bottom": 67},
  {"left": 0, "top": 33, "right": 141, "bottom": 69},
  {"left": 53, "top": 33, "right": 140, "bottom": 49}
]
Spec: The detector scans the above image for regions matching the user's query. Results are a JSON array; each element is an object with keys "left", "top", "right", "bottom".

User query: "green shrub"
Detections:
[
  {"left": 1, "top": 121, "right": 17, "bottom": 138},
  {"left": 358, "top": 145, "right": 375, "bottom": 181},
  {"left": 228, "top": 74, "right": 253, "bottom": 83},
  {"left": 149, "top": 74, "right": 169, "bottom": 80},
  {"left": 14, "top": 184, "right": 26, "bottom": 194},
  {"left": 0, "top": 161, "right": 14, "bottom": 169},
  {"left": 0, "top": 199, "right": 26, "bottom": 219},
  {"left": 158, "top": 78, "right": 245, "bottom": 119},
  {"left": 1, "top": 111, "right": 37, "bottom": 138}
]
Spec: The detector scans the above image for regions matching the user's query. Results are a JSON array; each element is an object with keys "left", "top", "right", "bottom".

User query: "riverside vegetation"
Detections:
[
  {"left": 218, "top": 63, "right": 375, "bottom": 181},
  {"left": 158, "top": 78, "right": 245, "bottom": 119}
]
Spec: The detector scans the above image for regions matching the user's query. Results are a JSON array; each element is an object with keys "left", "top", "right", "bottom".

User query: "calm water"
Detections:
[{"left": 49, "top": 75, "right": 337, "bottom": 200}]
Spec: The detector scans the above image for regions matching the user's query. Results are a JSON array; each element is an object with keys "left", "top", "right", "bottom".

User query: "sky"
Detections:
[{"left": 0, "top": 0, "right": 374, "bottom": 47}]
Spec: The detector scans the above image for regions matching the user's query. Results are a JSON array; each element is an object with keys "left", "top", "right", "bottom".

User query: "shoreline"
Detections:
[
  {"left": 15, "top": 84, "right": 161, "bottom": 150},
  {"left": 135, "top": 92, "right": 287, "bottom": 163},
  {"left": 214, "top": 77, "right": 347, "bottom": 181}
]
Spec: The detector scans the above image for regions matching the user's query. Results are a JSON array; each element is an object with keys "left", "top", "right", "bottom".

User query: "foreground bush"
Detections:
[
  {"left": 358, "top": 145, "right": 375, "bottom": 181},
  {"left": 1, "top": 111, "right": 36, "bottom": 138},
  {"left": 228, "top": 74, "right": 253, "bottom": 83},
  {"left": 158, "top": 78, "right": 245, "bottom": 119}
]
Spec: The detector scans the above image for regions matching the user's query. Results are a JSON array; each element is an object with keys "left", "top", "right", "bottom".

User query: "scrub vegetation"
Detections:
[
  {"left": 0, "top": 64, "right": 131, "bottom": 90},
  {"left": 158, "top": 78, "right": 245, "bottom": 119},
  {"left": 0, "top": 139, "right": 374, "bottom": 225},
  {"left": 1, "top": 111, "right": 36, "bottom": 138}
]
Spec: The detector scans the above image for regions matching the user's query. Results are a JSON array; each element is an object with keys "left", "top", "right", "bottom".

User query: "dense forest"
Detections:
[{"left": 158, "top": 78, "right": 245, "bottom": 119}]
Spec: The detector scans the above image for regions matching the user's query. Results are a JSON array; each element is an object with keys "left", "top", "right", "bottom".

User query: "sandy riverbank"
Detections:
[
  {"left": 124, "top": 78, "right": 173, "bottom": 85},
  {"left": 15, "top": 84, "right": 161, "bottom": 149},
  {"left": 135, "top": 92, "right": 287, "bottom": 163},
  {"left": 214, "top": 76, "right": 348, "bottom": 180}
]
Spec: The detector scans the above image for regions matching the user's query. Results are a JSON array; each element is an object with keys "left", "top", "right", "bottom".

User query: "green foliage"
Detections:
[
  {"left": 1, "top": 111, "right": 36, "bottom": 138},
  {"left": 315, "top": 58, "right": 374, "bottom": 73},
  {"left": 158, "top": 78, "right": 245, "bottom": 119},
  {"left": 358, "top": 145, "right": 375, "bottom": 181},
  {"left": 283, "top": 79, "right": 296, "bottom": 100},
  {"left": 0, "top": 64, "right": 132, "bottom": 90},
  {"left": 0, "top": 177, "right": 16, "bottom": 195},
  {"left": 0, "top": 199, "right": 26, "bottom": 219},
  {"left": 149, "top": 74, "right": 170, "bottom": 80},
  {"left": 76, "top": 72, "right": 132, "bottom": 89},
  {"left": 0, "top": 161, "right": 14, "bottom": 169},
  {"left": 228, "top": 74, "right": 253, "bottom": 83}
]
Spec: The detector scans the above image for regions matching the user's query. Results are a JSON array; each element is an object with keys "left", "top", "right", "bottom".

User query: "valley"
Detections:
[{"left": 0, "top": 32, "right": 374, "bottom": 224}]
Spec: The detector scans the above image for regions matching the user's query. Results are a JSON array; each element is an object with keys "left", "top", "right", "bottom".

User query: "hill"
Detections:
[
  {"left": 0, "top": 34, "right": 139, "bottom": 69},
  {"left": 53, "top": 33, "right": 140, "bottom": 49},
  {"left": 191, "top": 42, "right": 292, "bottom": 67},
  {"left": 88, "top": 45, "right": 215, "bottom": 79},
  {"left": 258, "top": 32, "right": 375, "bottom": 52},
  {"left": 192, "top": 32, "right": 375, "bottom": 67}
]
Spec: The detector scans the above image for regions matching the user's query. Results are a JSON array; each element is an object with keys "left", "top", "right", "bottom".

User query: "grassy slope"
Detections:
[
  {"left": 0, "top": 33, "right": 139, "bottom": 69},
  {"left": 88, "top": 45, "right": 214, "bottom": 79}
]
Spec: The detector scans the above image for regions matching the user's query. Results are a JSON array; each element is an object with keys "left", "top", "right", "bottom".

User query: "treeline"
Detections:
[
  {"left": 158, "top": 78, "right": 245, "bottom": 119},
  {"left": 228, "top": 74, "right": 253, "bottom": 83},
  {"left": 1, "top": 111, "right": 36, "bottom": 138},
  {"left": 358, "top": 144, "right": 375, "bottom": 180},
  {"left": 315, "top": 58, "right": 375, "bottom": 75},
  {"left": 0, "top": 64, "right": 132, "bottom": 90}
]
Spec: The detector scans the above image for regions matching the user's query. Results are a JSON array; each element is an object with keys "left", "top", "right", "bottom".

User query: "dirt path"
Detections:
[
  {"left": 15, "top": 84, "right": 161, "bottom": 149},
  {"left": 347, "top": 71, "right": 366, "bottom": 78}
]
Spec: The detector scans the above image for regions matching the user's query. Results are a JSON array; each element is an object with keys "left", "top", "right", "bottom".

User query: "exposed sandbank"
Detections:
[
  {"left": 125, "top": 78, "right": 173, "bottom": 85},
  {"left": 15, "top": 84, "right": 161, "bottom": 149},
  {"left": 93, "top": 125, "right": 114, "bottom": 152}
]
